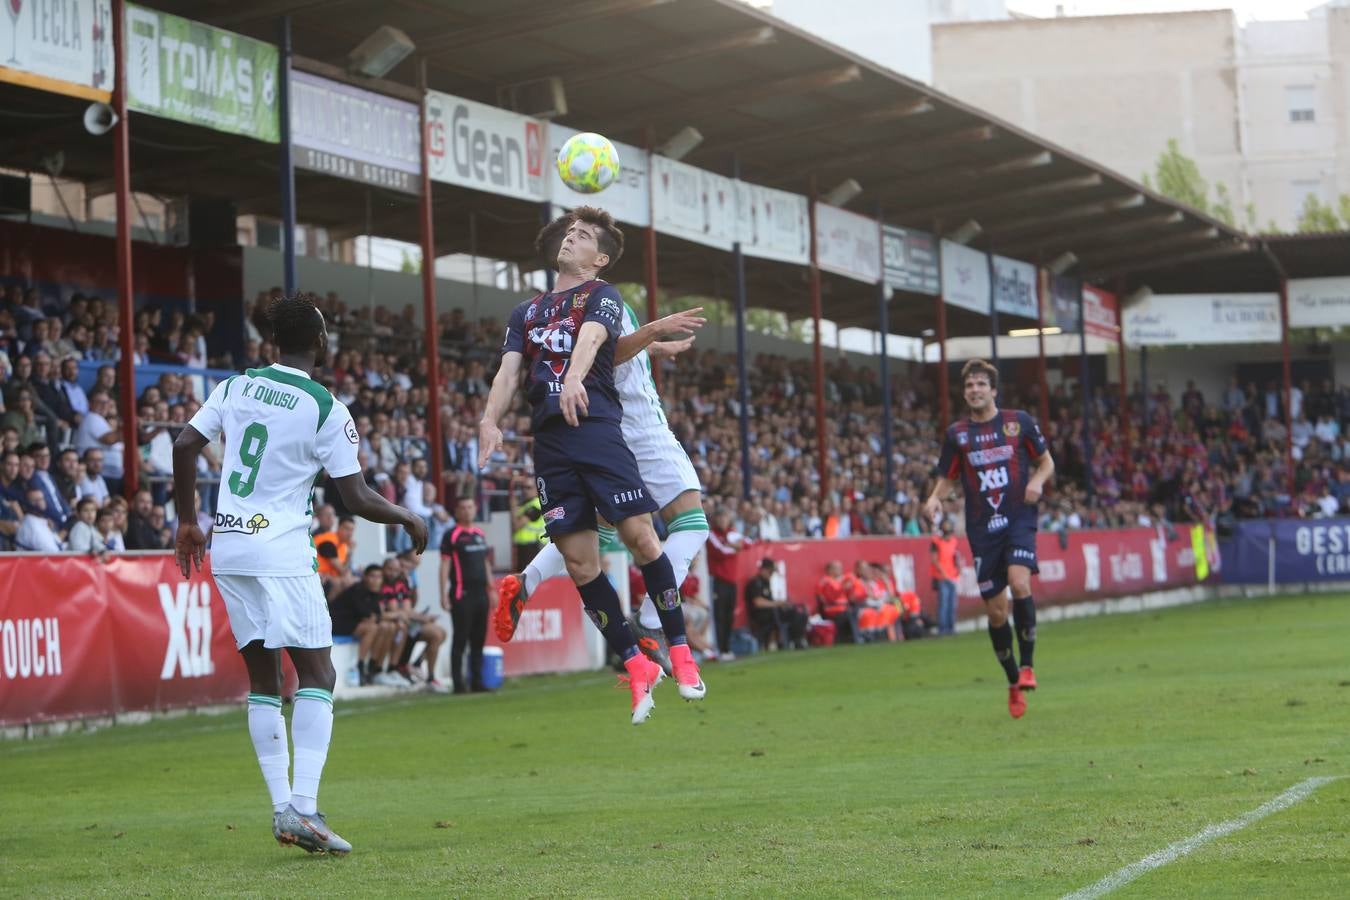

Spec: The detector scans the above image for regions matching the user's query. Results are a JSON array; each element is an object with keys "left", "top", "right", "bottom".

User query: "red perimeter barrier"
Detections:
[
  {"left": 725, "top": 526, "right": 1204, "bottom": 627},
  {"left": 486, "top": 577, "right": 596, "bottom": 678}
]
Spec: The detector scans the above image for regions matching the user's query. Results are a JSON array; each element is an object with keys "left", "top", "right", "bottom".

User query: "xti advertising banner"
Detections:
[{"left": 126, "top": 4, "right": 279, "bottom": 142}]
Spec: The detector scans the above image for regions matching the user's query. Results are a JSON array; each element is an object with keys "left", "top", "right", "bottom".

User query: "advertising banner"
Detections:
[
  {"left": 1288, "top": 276, "right": 1350, "bottom": 329},
  {"left": 125, "top": 4, "right": 279, "bottom": 142},
  {"left": 1220, "top": 518, "right": 1350, "bottom": 584},
  {"left": 1044, "top": 272, "right": 1082, "bottom": 332},
  {"left": 1123, "top": 292, "right": 1278, "bottom": 346},
  {"left": 1082, "top": 285, "right": 1120, "bottom": 343},
  {"left": 547, "top": 124, "right": 648, "bottom": 227},
  {"left": 736, "top": 180, "right": 809, "bottom": 265},
  {"left": 0, "top": 0, "right": 112, "bottom": 100},
  {"left": 290, "top": 70, "right": 419, "bottom": 194},
  {"left": 650, "top": 154, "right": 735, "bottom": 251},
  {"left": 814, "top": 202, "right": 880, "bottom": 284},
  {"left": 940, "top": 240, "right": 990, "bottom": 315},
  {"left": 425, "top": 90, "right": 546, "bottom": 202},
  {"left": 722, "top": 526, "right": 1205, "bottom": 630},
  {"left": 992, "top": 254, "right": 1038, "bottom": 318},
  {"left": 882, "top": 225, "right": 940, "bottom": 295}
]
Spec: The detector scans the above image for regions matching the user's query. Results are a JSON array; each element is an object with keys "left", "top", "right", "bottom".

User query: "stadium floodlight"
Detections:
[
  {"left": 1009, "top": 326, "right": 1062, "bottom": 337},
  {"left": 946, "top": 219, "right": 982, "bottom": 246},
  {"left": 821, "top": 178, "right": 863, "bottom": 208},
  {"left": 1047, "top": 251, "right": 1078, "bottom": 275},
  {"left": 657, "top": 126, "right": 704, "bottom": 161},
  {"left": 348, "top": 25, "right": 415, "bottom": 78}
]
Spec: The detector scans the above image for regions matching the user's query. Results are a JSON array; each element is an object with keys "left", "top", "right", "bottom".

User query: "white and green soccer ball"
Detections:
[{"left": 557, "top": 132, "right": 621, "bottom": 194}]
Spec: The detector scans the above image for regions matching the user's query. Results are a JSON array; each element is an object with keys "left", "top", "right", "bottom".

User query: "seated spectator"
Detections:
[
  {"left": 744, "top": 558, "right": 808, "bottom": 651},
  {"left": 26, "top": 443, "right": 70, "bottom": 525},
  {"left": 123, "top": 489, "right": 165, "bottom": 550},
  {"left": 67, "top": 498, "right": 110, "bottom": 557},
  {"left": 1, "top": 388, "right": 47, "bottom": 449},
  {"left": 16, "top": 487, "right": 63, "bottom": 552},
  {"left": 0, "top": 450, "right": 26, "bottom": 506},
  {"left": 857, "top": 562, "right": 901, "bottom": 642},
  {"left": 815, "top": 560, "right": 855, "bottom": 642},
  {"left": 78, "top": 448, "right": 110, "bottom": 506},
  {"left": 329, "top": 564, "right": 390, "bottom": 687}
]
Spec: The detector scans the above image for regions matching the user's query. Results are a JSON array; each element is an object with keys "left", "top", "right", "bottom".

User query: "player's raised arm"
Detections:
[
  {"left": 479, "top": 350, "right": 523, "bottom": 468},
  {"left": 331, "top": 473, "right": 428, "bottom": 553},
  {"left": 614, "top": 307, "right": 706, "bottom": 364}
]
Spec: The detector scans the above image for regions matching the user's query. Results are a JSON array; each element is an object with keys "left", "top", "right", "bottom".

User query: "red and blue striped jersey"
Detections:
[{"left": 937, "top": 409, "right": 1048, "bottom": 532}]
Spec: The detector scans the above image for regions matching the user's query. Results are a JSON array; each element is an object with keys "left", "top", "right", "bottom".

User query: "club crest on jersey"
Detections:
[
  {"left": 572, "top": 292, "right": 590, "bottom": 309},
  {"left": 526, "top": 302, "right": 538, "bottom": 319},
  {"left": 956, "top": 431, "right": 969, "bottom": 446},
  {"left": 1004, "top": 420, "right": 1021, "bottom": 438}
]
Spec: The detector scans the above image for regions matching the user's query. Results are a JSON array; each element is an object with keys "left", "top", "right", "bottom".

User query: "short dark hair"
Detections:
[
  {"left": 254, "top": 292, "right": 324, "bottom": 355},
  {"left": 571, "top": 206, "right": 624, "bottom": 274},
  {"left": 363, "top": 564, "right": 383, "bottom": 576},
  {"left": 960, "top": 359, "right": 999, "bottom": 391},
  {"left": 759, "top": 558, "right": 776, "bottom": 571},
  {"left": 338, "top": 516, "right": 355, "bottom": 527}
]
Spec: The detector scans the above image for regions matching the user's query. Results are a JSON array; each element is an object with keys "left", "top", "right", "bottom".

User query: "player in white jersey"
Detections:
[
  {"left": 173, "top": 292, "right": 427, "bottom": 855},
  {"left": 495, "top": 213, "right": 710, "bottom": 673}
]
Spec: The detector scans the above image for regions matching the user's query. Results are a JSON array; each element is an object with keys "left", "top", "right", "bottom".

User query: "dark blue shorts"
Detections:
[
  {"left": 532, "top": 420, "right": 659, "bottom": 537},
  {"left": 967, "top": 510, "right": 1039, "bottom": 600}
]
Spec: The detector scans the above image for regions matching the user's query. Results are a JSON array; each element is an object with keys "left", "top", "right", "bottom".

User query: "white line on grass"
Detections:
[{"left": 1062, "top": 776, "right": 1343, "bottom": 900}]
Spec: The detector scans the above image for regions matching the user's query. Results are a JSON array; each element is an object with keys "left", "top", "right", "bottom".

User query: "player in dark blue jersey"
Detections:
[
  {"left": 926, "top": 359, "right": 1055, "bottom": 719},
  {"left": 478, "top": 206, "right": 703, "bottom": 725}
]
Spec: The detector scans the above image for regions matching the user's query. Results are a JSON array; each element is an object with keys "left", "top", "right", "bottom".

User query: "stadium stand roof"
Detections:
[
  {"left": 1117, "top": 231, "right": 1350, "bottom": 296},
  {"left": 0, "top": 0, "right": 1259, "bottom": 337}
]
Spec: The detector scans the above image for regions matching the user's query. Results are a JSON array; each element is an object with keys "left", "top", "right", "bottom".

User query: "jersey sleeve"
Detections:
[
  {"left": 582, "top": 285, "right": 623, "bottom": 338},
  {"left": 937, "top": 427, "right": 961, "bottom": 480},
  {"left": 187, "top": 376, "right": 231, "bottom": 443},
  {"left": 1020, "top": 410, "right": 1049, "bottom": 458},
  {"left": 316, "top": 400, "right": 362, "bottom": 479},
  {"left": 502, "top": 303, "right": 527, "bottom": 355}
]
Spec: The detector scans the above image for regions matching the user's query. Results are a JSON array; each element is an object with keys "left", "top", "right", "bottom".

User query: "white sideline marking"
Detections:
[{"left": 1062, "top": 776, "right": 1343, "bottom": 899}]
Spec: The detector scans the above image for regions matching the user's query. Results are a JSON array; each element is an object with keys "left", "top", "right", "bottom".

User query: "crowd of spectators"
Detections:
[{"left": 4, "top": 278, "right": 1350, "bottom": 557}]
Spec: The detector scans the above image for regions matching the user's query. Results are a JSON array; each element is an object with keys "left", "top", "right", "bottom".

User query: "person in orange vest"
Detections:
[
  {"left": 815, "top": 560, "right": 853, "bottom": 640},
  {"left": 930, "top": 519, "right": 961, "bottom": 636},
  {"left": 840, "top": 560, "right": 873, "bottom": 642},
  {"left": 858, "top": 562, "right": 901, "bottom": 641}
]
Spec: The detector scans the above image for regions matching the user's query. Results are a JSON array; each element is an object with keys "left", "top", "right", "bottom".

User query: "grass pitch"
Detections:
[{"left": 3, "top": 593, "right": 1348, "bottom": 898}]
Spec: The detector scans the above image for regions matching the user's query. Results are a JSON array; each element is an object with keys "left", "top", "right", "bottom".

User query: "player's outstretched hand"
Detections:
[
  {"left": 175, "top": 523, "right": 207, "bottom": 578},
  {"left": 478, "top": 420, "right": 502, "bottom": 470},
  {"left": 648, "top": 336, "right": 696, "bottom": 358},
  {"left": 404, "top": 514, "right": 429, "bottom": 554},
  {"left": 653, "top": 307, "right": 706, "bottom": 339},
  {"left": 561, "top": 378, "right": 589, "bottom": 427}
]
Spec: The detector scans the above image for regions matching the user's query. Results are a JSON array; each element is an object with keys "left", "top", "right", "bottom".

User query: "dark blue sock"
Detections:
[
  {"left": 577, "top": 575, "right": 639, "bottom": 661},
  {"left": 640, "top": 554, "right": 688, "bottom": 647},
  {"left": 1012, "top": 596, "right": 1036, "bottom": 669}
]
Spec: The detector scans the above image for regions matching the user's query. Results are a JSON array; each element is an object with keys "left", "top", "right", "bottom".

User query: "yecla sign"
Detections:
[
  {"left": 126, "top": 4, "right": 279, "bottom": 142},
  {"left": 426, "top": 90, "right": 545, "bottom": 202},
  {"left": 0, "top": 0, "right": 112, "bottom": 100}
]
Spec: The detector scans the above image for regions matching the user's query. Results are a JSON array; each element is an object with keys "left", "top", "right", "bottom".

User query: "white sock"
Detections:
[
  {"left": 524, "top": 541, "right": 566, "bottom": 596},
  {"left": 246, "top": 694, "right": 290, "bottom": 814},
  {"left": 290, "top": 689, "right": 334, "bottom": 816},
  {"left": 639, "top": 523, "right": 709, "bottom": 630}
]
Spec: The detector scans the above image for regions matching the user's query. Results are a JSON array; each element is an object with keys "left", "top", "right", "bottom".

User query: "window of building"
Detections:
[{"left": 1286, "top": 85, "right": 1315, "bottom": 123}]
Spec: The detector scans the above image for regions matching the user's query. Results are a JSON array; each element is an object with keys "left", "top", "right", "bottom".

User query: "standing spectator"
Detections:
[
  {"left": 123, "top": 490, "right": 163, "bottom": 549},
  {"left": 510, "top": 478, "right": 545, "bottom": 570},
  {"left": 440, "top": 496, "right": 491, "bottom": 694},
  {"left": 706, "top": 508, "right": 748, "bottom": 660},
  {"left": 931, "top": 520, "right": 961, "bottom": 636}
]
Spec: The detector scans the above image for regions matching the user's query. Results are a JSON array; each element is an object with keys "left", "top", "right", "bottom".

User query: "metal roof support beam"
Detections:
[
  {"left": 869, "top": 150, "right": 1052, "bottom": 197},
  {"left": 1090, "top": 241, "right": 1250, "bottom": 280},
  {"left": 998, "top": 211, "right": 1184, "bottom": 257},
  {"left": 609, "top": 65, "right": 863, "bottom": 132},
  {"left": 709, "top": 97, "right": 933, "bottom": 153},
  {"left": 985, "top": 194, "right": 1144, "bottom": 235},
  {"left": 418, "top": 0, "right": 677, "bottom": 54},
  {"left": 772, "top": 125, "right": 995, "bottom": 185},
  {"left": 1079, "top": 227, "right": 1219, "bottom": 268},
  {"left": 901, "top": 174, "right": 1103, "bottom": 223},
  {"left": 509, "top": 26, "right": 777, "bottom": 88}
]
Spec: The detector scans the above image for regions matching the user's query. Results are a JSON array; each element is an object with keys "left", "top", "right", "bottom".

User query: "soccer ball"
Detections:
[{"left": 557, "top": 132, "right": 621, "bottom": 194}]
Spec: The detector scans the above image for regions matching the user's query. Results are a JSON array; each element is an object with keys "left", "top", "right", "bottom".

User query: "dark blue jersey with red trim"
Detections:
[
  {"left": 936, "top": 409, "right": 1048, "bottom": 532},
  {"left": 502, "top": 280, "right": 625, "bottom": 431}
]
